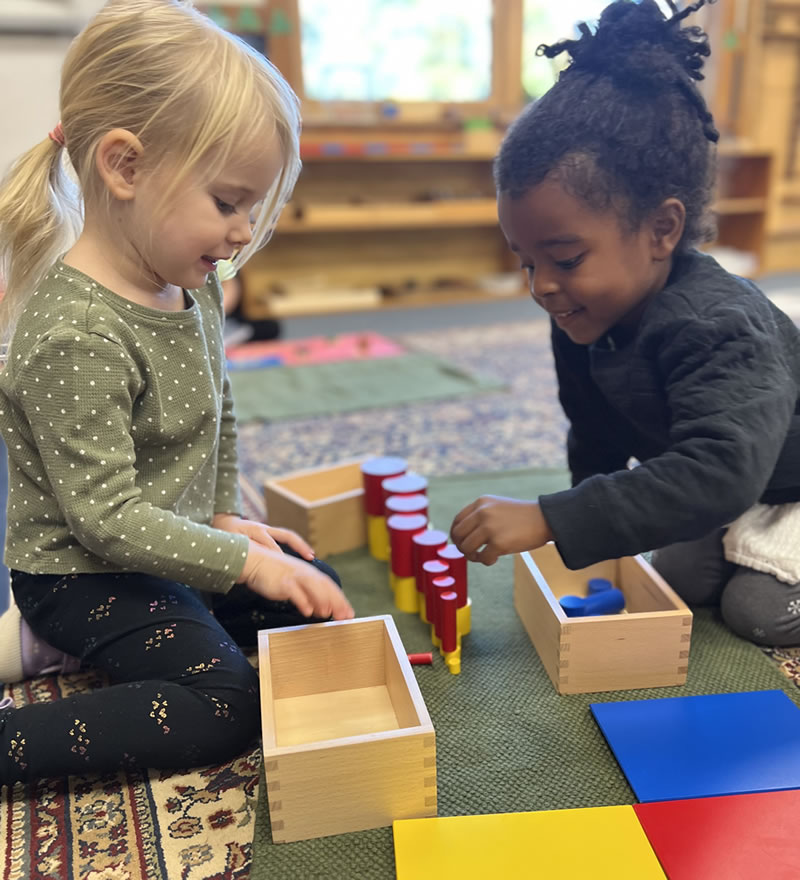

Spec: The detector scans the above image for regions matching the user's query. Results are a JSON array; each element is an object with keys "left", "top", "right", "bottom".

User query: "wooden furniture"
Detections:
[
  {"left": 239, "top": 130, "right": 519, "bottom": 320},
  {"left": 713, "top": 143, "right": 773, "bottom": 274},
  {"left": 258, "top": 615, "right": 437, "bottom": 843},
  {"left": 513, "top": 545, "right": 692, "bottom": 695},
  {"left": 263, "top": 457, "right": 368, "bottom": 558},
  {"left": 239, "top": 135, "right": 773, "bottom": 318}
]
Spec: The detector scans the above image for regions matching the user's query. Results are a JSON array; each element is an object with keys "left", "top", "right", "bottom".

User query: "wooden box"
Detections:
[
  {"left": 513, "top": 545, "right": 692, "bottom": 695},
  {"left": 258, "top": 615, "right": 437, "bottom": 843},
  {"left": 263, "top": 457, "right": 367, "bottom": 558}
]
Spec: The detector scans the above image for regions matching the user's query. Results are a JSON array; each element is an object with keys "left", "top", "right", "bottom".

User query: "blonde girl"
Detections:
[{"left": 0, "top": 0, "right": 352, "bottom": 785}]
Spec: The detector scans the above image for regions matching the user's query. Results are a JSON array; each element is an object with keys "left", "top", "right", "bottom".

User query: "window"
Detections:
[
  {"left": 521, "top": 0, "right": 609, "bottom": 100},
  {"left": 298, "top": 0, "right": 492, "bottom": 103}
]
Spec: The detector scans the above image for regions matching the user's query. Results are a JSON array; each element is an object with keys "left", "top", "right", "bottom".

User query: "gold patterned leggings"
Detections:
[{"left": 0, "top": 551, "right": 340, "bottom": 784}]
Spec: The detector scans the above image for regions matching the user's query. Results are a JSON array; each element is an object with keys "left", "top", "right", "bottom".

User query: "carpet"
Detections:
[
  {"left": 249, "top": 468, "right": 800, "bottom": 880},
  {"left": 229, "top": 352, "right": 506, "bottom": 423},
  {"left": 0, "top": 667, "right": 261, "bottom": 880}
]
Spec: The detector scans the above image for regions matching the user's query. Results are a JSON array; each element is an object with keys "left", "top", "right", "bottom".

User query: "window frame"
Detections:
[{"left": 266, "top": 0, "right": 523, "bottom": 128}]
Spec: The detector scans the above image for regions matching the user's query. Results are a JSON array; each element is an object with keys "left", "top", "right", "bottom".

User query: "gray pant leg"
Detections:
[
  {"left": 721, "top": 568, "right": 800, "bottom": 647},
  {"left": 652, "top": 528, "right": 800, "bottom": 647},
  {"left": 651, "top": 528, "right": 736, "bottom": 605}
]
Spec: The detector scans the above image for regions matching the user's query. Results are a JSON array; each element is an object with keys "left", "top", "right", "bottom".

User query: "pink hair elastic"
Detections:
[{"left": 48, "top": 122, "right": 65, "bottom": 147}]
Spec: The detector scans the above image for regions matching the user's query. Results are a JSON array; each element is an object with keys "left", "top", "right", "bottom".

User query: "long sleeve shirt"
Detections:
[
  {"left": 539, "top": 250, "right": 800, "bottom": 570},
  {"left": 0, "top": 260, "right": 249, "bottom": 592}
]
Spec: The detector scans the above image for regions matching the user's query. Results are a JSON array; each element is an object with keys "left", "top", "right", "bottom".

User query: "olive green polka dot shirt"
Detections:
[{"left": 0, "top": 261, "right": 250, "bottom": 593}]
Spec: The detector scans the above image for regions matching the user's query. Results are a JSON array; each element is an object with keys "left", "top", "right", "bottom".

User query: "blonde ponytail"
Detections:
[
  {"left": 0, "top": 0, "right": 302, "bottom": 342},
  {"left": 0, "top": 139, "right": 82, "bottom": 341}
]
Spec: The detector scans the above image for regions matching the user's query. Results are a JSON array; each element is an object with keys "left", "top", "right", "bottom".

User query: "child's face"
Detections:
[
  {"left": 498, "top": 177, "right": 667, "bottom": 345},
  {"left": 133, "top": 134, "right": 284, "bottom": 292}
]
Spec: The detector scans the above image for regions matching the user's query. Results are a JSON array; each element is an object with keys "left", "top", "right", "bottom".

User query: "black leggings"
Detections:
[{"left": 0, "top": 549, "right": 340, "bottom": 785}]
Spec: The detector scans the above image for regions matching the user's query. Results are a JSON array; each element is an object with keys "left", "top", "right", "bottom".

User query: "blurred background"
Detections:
[
  {"left": 1, "top": 0, "right": 794, "bottom": 321},
  {"left": 0, "top": 0, "right": 797, "bottom": 611}
]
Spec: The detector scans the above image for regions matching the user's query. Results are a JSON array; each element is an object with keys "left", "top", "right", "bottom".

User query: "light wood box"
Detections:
[
  {"left": 514, "top": 545, "right": 692, "bottom": 695},
  {"left": 263, "top": 457, "right": 367, "bottom": 558},
  {"left": 258, "top": 615, "right": 437, "bottom": 843}
]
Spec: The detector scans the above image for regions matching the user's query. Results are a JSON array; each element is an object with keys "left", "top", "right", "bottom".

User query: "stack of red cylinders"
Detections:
[
  {"left": 431, "top": 575, "right": 457, "bottom": 647},
  {"left": 387, "top": 513, "right": 428, "bottom": 578},
  {"left": 437, "top": 544, "right": 467, "bottom": 607},
  {"left": 360, "top": 456, "right": 406, "bottom": 516},
  {"left": 385, "top": 493, "right": 429, "bottom": 519},
  {"left": 412, "top": 529, "right": 448, "bottom": 597},
  {"left": 422, "top": 559, "right": 449, "bottom": 623},
  {"left": 381, "top": 472, "right": 428, "bottom": 516}
]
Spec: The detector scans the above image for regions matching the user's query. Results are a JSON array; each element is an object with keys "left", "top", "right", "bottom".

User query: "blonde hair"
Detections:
[{"left": 0, "top": 0, "right": 301, "bottom": 339}]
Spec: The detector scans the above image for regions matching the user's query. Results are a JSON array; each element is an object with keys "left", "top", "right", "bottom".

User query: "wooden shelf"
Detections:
[
  {"left": 240, "top": 143, "right": 772, "bottom": 320},
  {"left": 713, "top": 197, "right": 768, "bottom": 214},
  {"left": 279, "top": 199, "right": 499, "bottom": 233},
  {"left": 252, "top": 284, "right": 527, "bottom": 318}
]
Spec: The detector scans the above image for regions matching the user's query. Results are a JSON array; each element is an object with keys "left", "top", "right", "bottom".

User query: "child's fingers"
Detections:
[
  {"left": 265, "top": 526, "right": 315, "bottom": 560},
  {"left": 242, "top": 523, "right": 283, "bottom": 553},
  {"left": 294, "top": 570, "right": 354, "bottom": 621},
  {"left": 281, "top": 580, "right": 314, "bottom": 617},
  {"left": 450, "top": 498, "right": 481, "bottom": 536}
]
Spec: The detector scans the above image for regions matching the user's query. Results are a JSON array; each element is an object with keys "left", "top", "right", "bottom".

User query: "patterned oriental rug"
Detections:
[{"left": 2, "top": 316, "right": 800, "bottom": 879}]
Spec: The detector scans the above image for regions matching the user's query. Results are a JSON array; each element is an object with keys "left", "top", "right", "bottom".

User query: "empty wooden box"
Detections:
[
  {"left": 263, "top": 457, "right": 367, "bottom": 558},
  {"left": 514, "top": 545, "right": 692, "bottom": 695},
  {"left": 258, "top": 615, "right": 437, "bottom": 843}
]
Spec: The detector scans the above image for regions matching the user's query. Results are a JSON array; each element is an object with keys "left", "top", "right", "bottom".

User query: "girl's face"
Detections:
[
  {"left": 498, "top": 177, "right": 670, "bottom": 345},
  {"left": 132, "top": 134, "right": 284, "bottom": 293}
]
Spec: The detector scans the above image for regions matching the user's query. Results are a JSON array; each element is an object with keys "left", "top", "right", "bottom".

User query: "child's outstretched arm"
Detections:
[
  {"left": 240, "top": 542, "right": 354, "bottom": 620},
  {"left": 450, "top": 495, "right": 554, "bottom": 566}
]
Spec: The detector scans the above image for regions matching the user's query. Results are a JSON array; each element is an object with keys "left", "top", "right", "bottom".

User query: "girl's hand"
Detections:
[
  {"left": 240, "top": 542, "right": 354, "bottom": 620},
  {"left": 450, "top": 496, "right": 554, "bottom": 566},
  {"left": 212, "top": 513, "right": 315, "bottom": 560}
]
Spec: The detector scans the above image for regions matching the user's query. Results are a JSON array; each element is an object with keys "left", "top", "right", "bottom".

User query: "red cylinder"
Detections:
[
  {"left": 361, "top": 457, "right": 406, "bottom": 516},
  {"left": 438, "top": 544, "right": 467, "bottom": 607},
  {"left": 387, "top": 513, "right": 428, "bottom": 577},
  {"left": 412, "top": 529, "right": 448, "bottom": 594},
  {"left": 432, "top": 575, "right": 456, "bottom": 639},
  {"left": 385, "top": 493, "right": 429, "bottom": 518},
  {"left": 381, "top": 472, "right": 428, "bottom": 510},
  {"left": 423, "top": 559, "right": 449, "bottom": 623},
  {"left": 438, "top": 590, "right": 459, "bottom": 653}
]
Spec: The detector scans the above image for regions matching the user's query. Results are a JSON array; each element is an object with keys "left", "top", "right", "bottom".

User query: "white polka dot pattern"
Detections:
[{"left": 0, "top": 262, "right": 248, "bottom": 591}]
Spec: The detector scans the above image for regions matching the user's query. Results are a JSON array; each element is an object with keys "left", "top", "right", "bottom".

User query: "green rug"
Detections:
[
  {"left": 229, "top": 353, "right": 506, "bottom": 423},
  {"left": 251, "top": 468, "right": 800, "bottom": 879}
]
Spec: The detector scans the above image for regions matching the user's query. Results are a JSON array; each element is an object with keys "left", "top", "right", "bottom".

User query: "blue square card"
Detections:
[{"left": 590, "top": 690, "right": 800, "bottom": 802}]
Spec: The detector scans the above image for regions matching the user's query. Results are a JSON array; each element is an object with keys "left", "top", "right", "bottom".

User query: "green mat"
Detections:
[
  {"left": 229, "top": 353, "right": 506, "bottom": 422},
  {"left": 251, "top": 468, "right": 800, "bottom": 879}
]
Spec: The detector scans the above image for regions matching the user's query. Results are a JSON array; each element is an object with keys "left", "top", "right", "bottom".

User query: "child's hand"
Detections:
[
  {"left": 212, "top": 513, "right": 315, "bottom": 560},
  {"left": 450, "top": 496, "right": 554, "bottom": 565},
  {"left": 240, "top": 542, "right": 354, "bottom": 620}
]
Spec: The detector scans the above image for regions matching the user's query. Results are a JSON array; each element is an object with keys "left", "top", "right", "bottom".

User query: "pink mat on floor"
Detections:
[{"left": 226, "top": 332, "right": 406, "bottom": 367}]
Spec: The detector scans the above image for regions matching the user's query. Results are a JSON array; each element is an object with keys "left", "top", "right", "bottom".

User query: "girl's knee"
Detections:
[
  {"left": 721, "top": 570, "right": 800, "bottom": 647},
  {"left": 194, "top": 661, "right": 261, "bottom": 760},
  {"left": 651, "top": 529, "right": 734, "bottom": 606}
]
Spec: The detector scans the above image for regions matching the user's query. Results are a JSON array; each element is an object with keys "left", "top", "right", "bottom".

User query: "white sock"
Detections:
[{"left": 0, "top": 601, "right": 24, "bottom": 684}]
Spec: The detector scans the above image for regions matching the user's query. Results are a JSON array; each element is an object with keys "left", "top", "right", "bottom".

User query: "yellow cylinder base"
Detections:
[
  {"left": 457, "top": 598, "right": 472, "bottom": 637},
  {"left": 418, "top": 590, "right": 429, "bottom": 623},
  {"left": 391, "top": 574, "right": 419, "bottom": 614},
  {"left": 444, "top": 646, "right": 462, "bottom": 675},
  {"left": 367, "top": 514, "right": 390, "bottom": 562}
]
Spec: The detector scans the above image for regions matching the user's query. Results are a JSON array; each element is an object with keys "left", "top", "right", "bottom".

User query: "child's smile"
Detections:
[{"left": 498, "top": 176, "right": 670, "bottom": 345}]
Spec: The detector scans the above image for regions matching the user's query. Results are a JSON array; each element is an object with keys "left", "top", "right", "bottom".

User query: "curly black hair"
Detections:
[{"left": 495, "top": 0, "right": 719, "bottom": 249}]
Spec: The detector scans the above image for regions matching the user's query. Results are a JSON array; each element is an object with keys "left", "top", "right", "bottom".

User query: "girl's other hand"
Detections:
[
  {"left": 240, "top": 542, "right": 354, "bottom": 620},
  {"left": 450, "top": 495, "right": 554, "bottom": 566},
  {"left": 212, "top": 514, "right": 315, "bottom": 560}
]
